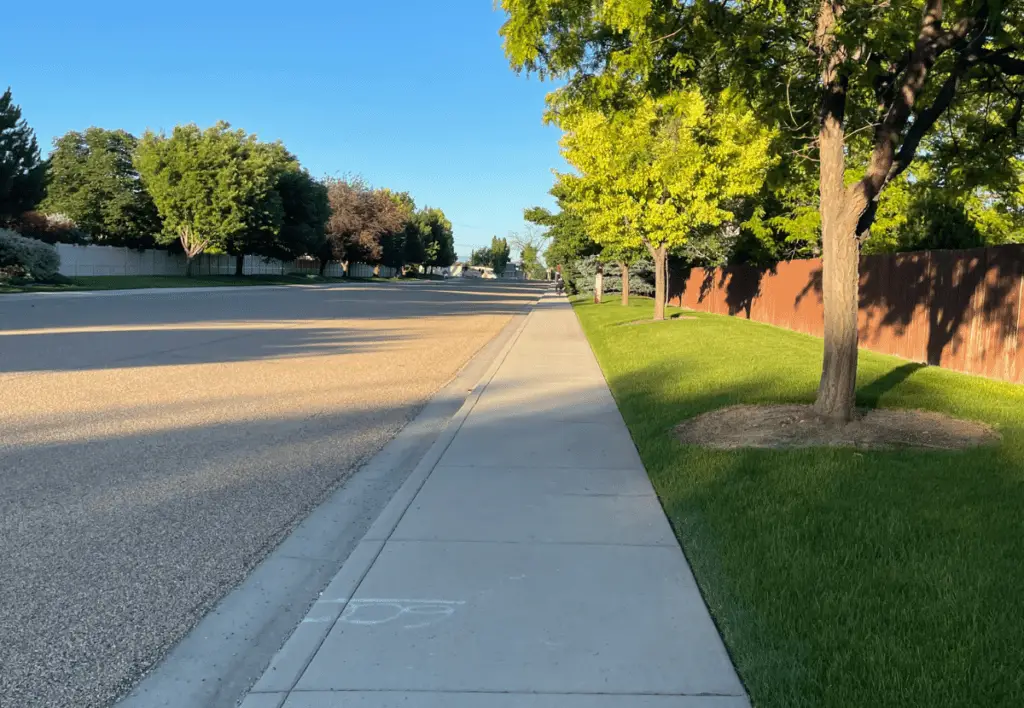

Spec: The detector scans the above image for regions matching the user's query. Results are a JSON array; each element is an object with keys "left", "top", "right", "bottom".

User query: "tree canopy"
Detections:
[
  {"left": 469, "top": 246, "right": 493, "bottom": 266},
  {"left": 417, "top": 207, "right": 456, "bottom": 269},
  {"left": 42, "top": 128, "right": 161, "bottom": 247},
  {"left": 134, "top": 122, "right": 287, "bottom": 272},
  {"left": 379, "top": 190, "right": 418, "bottom": 273},
  {"left": 0, "top": 88, "right": 46, "bottom": 224},
  {"left": 525, "top": 183, "right": 599, "bottom": 287},
  {"left": 266, "top": 168, "right": 329, "bottom": 262},
  {"left": 490, "top": 236, "right": 511, "bottom": 276},
  {"left": 558, "top": 89, "right": 774, "bottom": 319},
  {"left": 323, "top": 177, "right": 406, "bottom": 270}
]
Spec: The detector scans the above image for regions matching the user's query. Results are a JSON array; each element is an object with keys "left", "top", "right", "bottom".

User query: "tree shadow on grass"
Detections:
[{"left": 855, "top": 362, "right": 927, "bottom": 408}]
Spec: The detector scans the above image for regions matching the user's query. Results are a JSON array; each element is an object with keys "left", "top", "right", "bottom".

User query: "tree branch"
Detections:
[
  {"left": 887, "top": 58, "right": 968, "bottom": 183},
  {"left": 977, "top": 48, "right": 1024, "bottom": 75},
  {"left": 861, "top": 0, "right": 953, "bottom": 194}
]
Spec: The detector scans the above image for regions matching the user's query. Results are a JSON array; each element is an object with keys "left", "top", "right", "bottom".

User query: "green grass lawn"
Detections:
[
  {"left": 574, "top": 297, "right": 1024, "bottom": 708},
  {"left": 0, "top": 273, "right": 401, "bottom": 294}
]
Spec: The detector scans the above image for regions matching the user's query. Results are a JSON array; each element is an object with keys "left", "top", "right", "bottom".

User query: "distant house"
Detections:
[
  {"left": 462, "top": 265, "right": 496, "bottom": 279},
  {"left": 503, "top": 262, "right": 523, "bottom": 280},
  {"left": 453, "top": 263, "right": 525, "bottom": 280}
]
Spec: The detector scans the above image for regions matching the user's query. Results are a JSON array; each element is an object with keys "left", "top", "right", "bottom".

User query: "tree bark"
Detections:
[
  {"left": 594, "top": 264, "right": 603, "bottom": 304},
  {"left": 235, "top": 254, "right": 244, "bottom": 277},
  {"left": 653, "top": 248, "right": 666, "bottom": 321},
  {"left": 644, "top": 241, "right": 667, "bottom": 321},
  {"left": 815, "top": 206, "right": 861, "bottom": 421},
  {"left": 812, "top": 0, "right": 860, "bottom": 421},
  {"left": 620, "top": 262, "right": 629, "bottom": 306},
  {"left": 810, "top": 0, "right": 981, "bottom": 421},
  {"left": 178, "top": 225, "right": 208, "bottom": 280},
  {"left": 318, "top": 259, "right": 328, "bottom": 277}
]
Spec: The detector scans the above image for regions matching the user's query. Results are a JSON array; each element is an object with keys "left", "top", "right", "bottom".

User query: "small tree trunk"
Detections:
[
  {"left": 234, "top": 254, "right": 244, "bottom": 277},
  {"left": 650, "top": 245, "right": 667, "bottom": 321},
  {"left": 620, "top": 262, "right": 629, "bottom": 306},
  {"left": 178, "top": 226, "right": 208, "bottom": 279},
  {"left": 594, "top": 264, "right": 604, "bottom": 304}
]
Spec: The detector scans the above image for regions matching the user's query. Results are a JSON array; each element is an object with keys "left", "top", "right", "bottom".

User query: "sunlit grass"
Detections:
[{"left": 575, "top": 297, "right": 1024, "bottom": 708}]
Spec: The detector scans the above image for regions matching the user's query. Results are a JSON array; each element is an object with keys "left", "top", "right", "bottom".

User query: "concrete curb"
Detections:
[
  {"left": 116, "top": 297, "right": 540, "bottom": 708},
  {"left": 243, "top": 304, "right": 535, "bottom": 703},
  {"left": 362, "top": 307, "right": 532, "bottom": 543}
]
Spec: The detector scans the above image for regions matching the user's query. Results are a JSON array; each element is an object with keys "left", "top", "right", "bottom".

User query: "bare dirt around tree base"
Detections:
[{"left": 674, "top": 404, "right": 999, "bottom": 450}]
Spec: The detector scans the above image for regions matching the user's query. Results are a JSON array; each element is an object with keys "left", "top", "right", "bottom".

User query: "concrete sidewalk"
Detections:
[{"left": 241, "top": 294, "right": 748, "bottom": 708}]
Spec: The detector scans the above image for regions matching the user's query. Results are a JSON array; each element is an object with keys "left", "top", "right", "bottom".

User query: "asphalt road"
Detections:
[{"left": 0, "top": 280, "right": 542, "bottom": 708}]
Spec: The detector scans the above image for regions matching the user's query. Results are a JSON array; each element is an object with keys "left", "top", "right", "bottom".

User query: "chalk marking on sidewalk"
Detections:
[{"left": 337, "top": 598, "right": 467, "bottom": 630}]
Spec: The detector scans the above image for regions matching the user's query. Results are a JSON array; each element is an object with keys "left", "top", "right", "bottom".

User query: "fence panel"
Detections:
[{"left": 669, "top": 244, "right": 1024, "bottom": 384}]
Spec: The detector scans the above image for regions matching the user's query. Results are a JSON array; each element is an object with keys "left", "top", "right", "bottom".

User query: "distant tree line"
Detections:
[
  {"left": 0, "top": 87, "right": 456, "bottom": 278},
  {"left": 469, "top": 236, "right": 512, "bottom": 276}
]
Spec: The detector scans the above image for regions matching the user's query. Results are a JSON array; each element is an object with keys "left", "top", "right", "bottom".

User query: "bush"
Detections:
[
  {"left": 571, "top": 255, "right": 656, "bottom": 296},
  {"left": 13, "top": 211, "right": 91, "bottom": 245},
  {"left": 0, "top": 229, "right": 61, "bottom": 281}
]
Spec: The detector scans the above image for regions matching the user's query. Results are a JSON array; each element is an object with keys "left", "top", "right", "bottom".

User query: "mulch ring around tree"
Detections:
[{"left": 674, "top": 404, "right": 999, "bottom": 450}]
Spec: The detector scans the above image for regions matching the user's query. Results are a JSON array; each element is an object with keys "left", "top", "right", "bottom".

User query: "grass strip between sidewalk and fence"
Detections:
[{"left": 573, "top": 297, "right": 1024, "bottom": 708}]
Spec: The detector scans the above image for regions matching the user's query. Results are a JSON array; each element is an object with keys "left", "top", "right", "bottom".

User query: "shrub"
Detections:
[
  {"left": 0, "top": 229, "right": 61, "bottom": 281},
  {"left": 571, "top": 255, "right": 656, "bottom": 296},
  {"left": 14, "top": 211, "right": 91, "bottom": 245}
]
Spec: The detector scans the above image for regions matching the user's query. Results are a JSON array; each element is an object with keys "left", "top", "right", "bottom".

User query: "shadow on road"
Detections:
[{"left": 0, "top": 281, "right": 549, "bottom": 373}]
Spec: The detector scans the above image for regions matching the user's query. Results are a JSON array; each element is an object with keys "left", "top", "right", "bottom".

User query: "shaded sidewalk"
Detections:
[{"left": 241, "top": 293, "right": 748, "bottom": 707}]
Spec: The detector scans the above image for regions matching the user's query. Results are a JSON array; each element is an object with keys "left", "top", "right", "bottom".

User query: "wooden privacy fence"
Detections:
[{"left": 669, "top": 244, "right": 1024, "bottom": 384}]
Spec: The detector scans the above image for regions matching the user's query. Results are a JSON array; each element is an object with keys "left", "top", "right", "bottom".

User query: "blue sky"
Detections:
[{"left": 6, "top": 1, "right": 564, "bottom": 260}]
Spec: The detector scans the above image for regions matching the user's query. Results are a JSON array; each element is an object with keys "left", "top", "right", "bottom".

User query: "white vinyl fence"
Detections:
[{"left": 56, "top": 244, "right": 397, "bottom": 278}]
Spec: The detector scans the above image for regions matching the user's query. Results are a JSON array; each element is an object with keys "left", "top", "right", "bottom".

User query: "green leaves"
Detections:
[
  {"left": 491, "top": 236, "right": 512, "bottom": 276},
  {"left": 416, "top": 208, "right": 455, "bottom": 267},
  {"left": 0, "top": 88, "right": 46, "bottom": 223},
  {"left": 134, "top": 122, "right": 285, "bottom": 258},
  {"left": 42, "top": 128, "right": 161, "bottom": 247},
  {"left": 558, "top": 89, "right": 775, "bottom": 259}
]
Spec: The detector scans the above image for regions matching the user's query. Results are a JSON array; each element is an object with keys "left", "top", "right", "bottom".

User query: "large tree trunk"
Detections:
[
  {"left": 185, "top": 256, "right": 195, "bottom": 277},
  {"left": 809, "top": 0, "right": 970, "bottom": 421},
  {"left": 594, "top": 264, "right": 603, "bottom": 303},
  {"left": 318, "top": 259, "right": 328, "bottom": 277},
  {"left": 620, "top": 262, "right": 629, "bottom": 306},
  {"left": 234, "top": 254, "right": 244, "bottom": 277},
  {"left": 812, "top": 0, "right": 860, "bottom": 421},
  {"left": 815, "top": 202, "right": 861, "bottom": 421}
]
